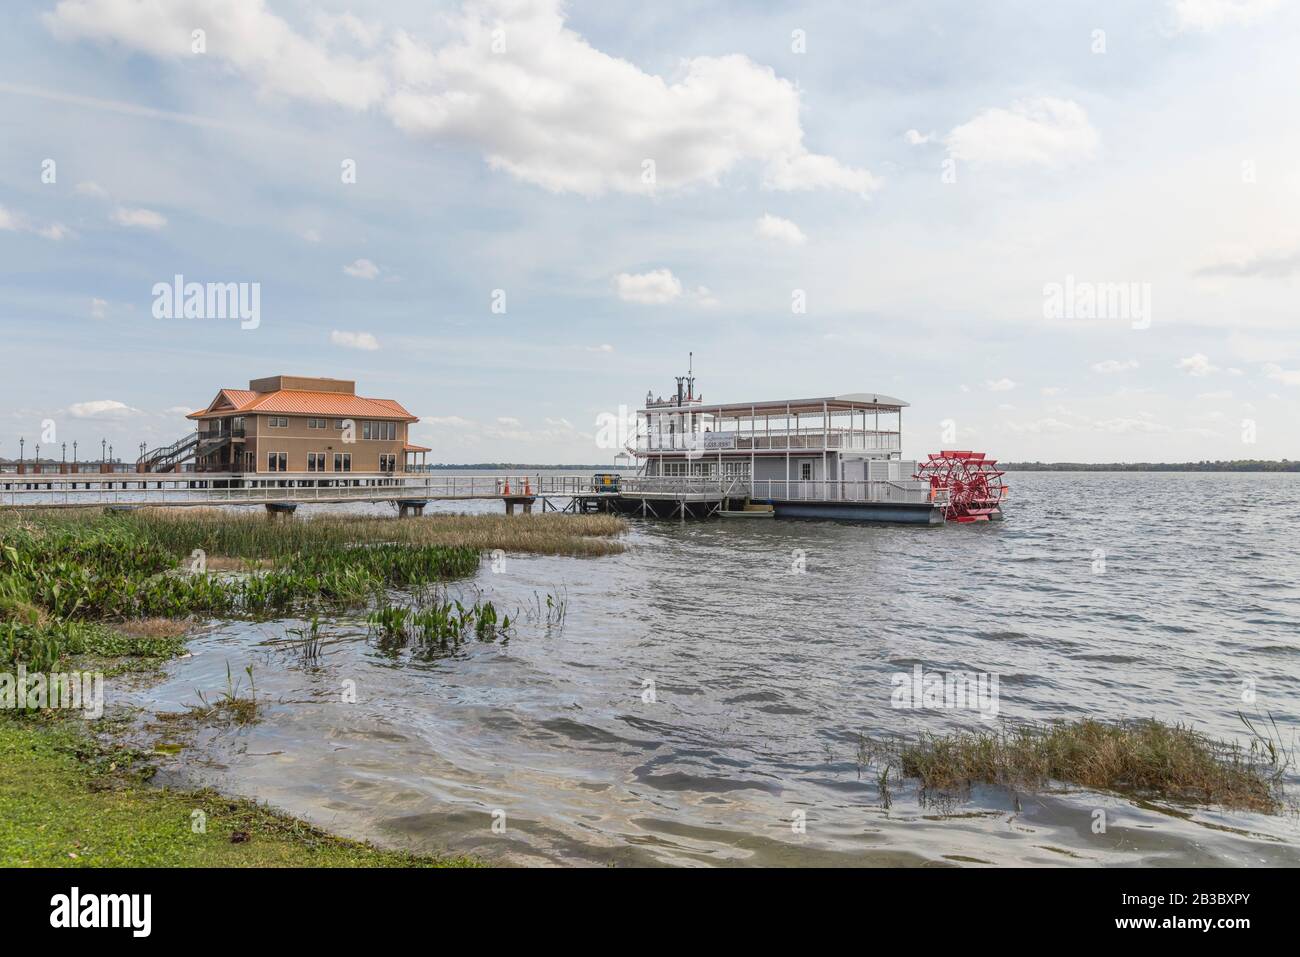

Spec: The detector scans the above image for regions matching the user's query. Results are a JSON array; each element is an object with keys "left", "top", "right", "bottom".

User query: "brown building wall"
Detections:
[
  {"left": 197, "top": 413, "right": 409, "bottom": 473},
  {"left": 248, "top": 414, "right": 408, "bottom": 473}
]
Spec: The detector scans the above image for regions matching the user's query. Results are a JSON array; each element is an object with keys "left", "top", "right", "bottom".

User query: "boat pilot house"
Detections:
[{"left": 171, "top": 375, "right": 428, "bottom": 475}]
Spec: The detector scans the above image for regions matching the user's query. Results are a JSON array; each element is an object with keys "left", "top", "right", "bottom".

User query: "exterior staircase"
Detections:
[{"left": 137, "top": 431, "right": 199, "bottom": 473}]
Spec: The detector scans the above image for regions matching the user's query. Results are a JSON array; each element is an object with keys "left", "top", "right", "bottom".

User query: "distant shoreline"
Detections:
[{"left": 1001, "top": 461, "right": 1299, "bottom": 472}]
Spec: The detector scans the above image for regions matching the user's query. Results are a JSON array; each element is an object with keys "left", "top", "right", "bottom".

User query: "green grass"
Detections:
[
  {"left": 861, "top": 717, "right": 1291, "bottom": 813},
  {"left": 0, "top": 719, "right": 479, "bottom": 867}
]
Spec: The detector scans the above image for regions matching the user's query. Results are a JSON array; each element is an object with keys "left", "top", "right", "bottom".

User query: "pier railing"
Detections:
[
  {"left": 617, "top": 476, "right": 748, "bottom": 498},
  {"left": 0, "top": 472, "right": 614, "bottom": 509}
]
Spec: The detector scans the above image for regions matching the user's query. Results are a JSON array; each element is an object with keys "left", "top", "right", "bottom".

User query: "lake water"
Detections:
[{"left": 120, "top": 472, "right": 1300, "bottom": 866}]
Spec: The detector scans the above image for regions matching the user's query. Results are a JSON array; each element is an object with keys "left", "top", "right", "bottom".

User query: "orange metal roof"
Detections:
[
  {"left": 403, "top": 443, "right": 432, "bottom": 452},
  {"left": 189, "top": 388, "right": 417, "bottom": 421}
]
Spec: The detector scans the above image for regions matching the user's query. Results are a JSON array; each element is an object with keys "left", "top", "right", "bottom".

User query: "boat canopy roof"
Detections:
[{"left": 641, "top": 393, "right": 908, "bottom": 416}]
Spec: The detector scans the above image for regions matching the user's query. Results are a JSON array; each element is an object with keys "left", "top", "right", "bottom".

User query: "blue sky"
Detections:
[{"left": 3, "top": 0, "right": 1299, "bottom": 463}]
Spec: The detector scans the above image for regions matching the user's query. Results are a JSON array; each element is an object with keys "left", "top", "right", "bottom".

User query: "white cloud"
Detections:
[
  {"left": 46, "top": 0, "right": 390, "bottom": 110},
  {"left": 1092, "top": 417, "right": 1172, "bottom": 434},
  {"left": 424, "top": 415, "right": 475, "bottom": 429},
  {"left": 585, "top": 343, "right": 614, "bottom": 353},
  {"left": 1170, "top": 0, "right": 1281, "bottom": 32},
  {"left": 985, "top": 378, "right": 1016, "bottom": 392},
  {"left": 1004, "top": 417, "right": 1073, "bottom": 434},
  {"left": 1041, "top": 387, "right": 1065, "bottom": 396},
  {"left": 1091, "top": 359, "right": 1139, "bottom": 374},
  {"left": 68, "top": 399, "right": 139, "bottom": 418},
  {"left": 756, "top": 213, "right": 807, "bottom": 246},
  {"left": 615, "top": 268, "right": 682, "bottom": 304},
  {"left": 903, "top": 129, "right": 933, "bottom": 145},
  {"left": 1, "top": 204, "right": 72, "bottom": 239},
  {"left": 90, "top": 297, "right": 107, "bottom": 319},
  {"left": 497, "top": 416, "right": 522, "bottom": 427},
  {"left": 48, "top": 0, "right": 878, "bottom": 199},
  {"left": 330, "top": 330, "right": 380, "bottom": 351},
  {"left": 111, "top": 205, "right": 166, "bottom": 229},
  {"left": 342, "top": 258, "right": 380, "bottom": 279},
  {"left": 945, "top": 97, "right": 1099, "bottom": 167},
  {"left": 1176, "top": 353, "right": 1218, "bottom": 376},
  {"left": 1263, "top": 363, "right": 1300, "bottom": 386},
  {"left": 74, "top": 180, "right": 109, "bottom": 198},
  {"left": 1196, "top": 389, "right": 1233, "bottom": 399},
  {"left": 301, "top": 228, "right": 322, "bottom": 243}
]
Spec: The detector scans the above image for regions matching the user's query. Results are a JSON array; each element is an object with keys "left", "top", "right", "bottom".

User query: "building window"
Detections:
[
  {"left": 379, "top": 453, "right": 395, "bottom": 472},
  {"left": 307, "top": 452, "right": 324, "bottom": 472},
  {"left": 267, "top": 416, "right": 288, "bottom": 428},
  {"left": 333, "top": 452, "right": 351, "bottom": 472},
  {"left": 662, "top": 461, "right": 688, "bottom": 476},
  {"left": 307, "top": 418, "right": 326, "bottom": 430},
  {"left": 333, "top": 419, "right": 345, "bottom": 430},
  {"left": 267, "top": 451, "right": 287, "bottom": 472},
  {"left": 361, "top": 420, "right": 397, "bottom": 440},
  {"left": 723, "top": 461, "right": 751, "bottom": 477},
  {"left": 800, "top": 462, "right": 813, "bottom": 481}
]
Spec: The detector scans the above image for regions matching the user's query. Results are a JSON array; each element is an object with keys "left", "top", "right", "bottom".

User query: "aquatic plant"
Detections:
[
  {"left": 366, "top": 593, "right": 513, "bottom": 657},
  {"left": 284, "top": 616, "right": 325, "bottom": 664},
  {"left": 188, "top": 662, "right": 258, "bottom": 725},
  {"left": 860, "top": 717, "right": 1291, "bottom": 813}
]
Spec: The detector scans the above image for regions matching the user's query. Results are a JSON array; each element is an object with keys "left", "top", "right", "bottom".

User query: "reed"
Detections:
[
  {"left": 1, "top": 508, "right": 627, "bottom": 559},
  {"left": 862, "top": 716, "right": 1291, "bottom": 813}
]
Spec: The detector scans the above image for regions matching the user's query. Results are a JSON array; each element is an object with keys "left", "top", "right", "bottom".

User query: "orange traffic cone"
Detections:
[
  {"left": 503, "top": 477, "right": 511, "bottom": 496},
  {"left": 524, "top": 476, "right": 532, "bottom": 495}
]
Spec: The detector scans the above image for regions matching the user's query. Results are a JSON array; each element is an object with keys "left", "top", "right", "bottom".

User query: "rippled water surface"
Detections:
[{"left": 122, "top": 472, "right": 1300, "bottom": 866}]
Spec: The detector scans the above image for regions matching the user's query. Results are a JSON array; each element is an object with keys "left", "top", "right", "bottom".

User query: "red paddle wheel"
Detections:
[{"left": 914, "top": 451, "right": 1008, "bottom": 523}]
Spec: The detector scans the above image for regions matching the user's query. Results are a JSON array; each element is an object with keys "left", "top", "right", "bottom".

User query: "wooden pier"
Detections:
[{"left": 0, "top": 471, "right": 948, "bottom": 523}]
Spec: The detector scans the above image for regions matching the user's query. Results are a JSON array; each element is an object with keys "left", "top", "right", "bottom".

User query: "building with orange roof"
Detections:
[{"left": 178, "top": 375, "right": 429, "bottom": 474}]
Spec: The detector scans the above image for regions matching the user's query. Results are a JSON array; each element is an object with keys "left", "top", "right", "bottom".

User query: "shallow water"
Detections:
[{"left": 119, "top": 472, "right": 1300, "bottom": 866}]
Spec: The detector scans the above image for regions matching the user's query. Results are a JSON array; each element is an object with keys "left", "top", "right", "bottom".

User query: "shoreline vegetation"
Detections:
[
  {"left": 1002, "top": 459, "right": 1299, "bottom": 472},
  {"left": 0, "top": 507, "right": 626, "bottom": 867}
]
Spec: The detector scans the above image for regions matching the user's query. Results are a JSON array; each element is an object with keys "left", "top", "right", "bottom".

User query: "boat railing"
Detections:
[
  {"left": 748, "top": 479, "right": 942, "bottom": 505},
  {"left": 637, "top": 431, "right": 900, "bottom": 452}
]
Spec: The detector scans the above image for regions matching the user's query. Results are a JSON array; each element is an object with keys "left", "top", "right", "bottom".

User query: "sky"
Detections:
[{"left": 2, "top": 0, "right": 1299, "bottom": 464}]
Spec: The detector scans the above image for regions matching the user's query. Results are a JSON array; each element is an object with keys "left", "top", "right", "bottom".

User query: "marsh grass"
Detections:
[
  {"left": 5, "top": 508, "right": 627, "bottom": 559},
  {"left": 187, "top": 663, "right": 259, "bottom": 725},
  {"left": 861, "top": 717, "right": 1291, "bottom": 813}
]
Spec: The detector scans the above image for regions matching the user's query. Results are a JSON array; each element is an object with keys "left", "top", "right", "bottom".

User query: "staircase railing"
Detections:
[{"left": 137, "top": 431, "right": 200, "bottom": 473}]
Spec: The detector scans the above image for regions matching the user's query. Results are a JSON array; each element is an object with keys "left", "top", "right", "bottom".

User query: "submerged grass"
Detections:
[
  {"left": 862, "top": 716, "right": 1291, "bottom": 813},
  {"left": 0, "top": 717, "right": 478, "bottom": 867}
]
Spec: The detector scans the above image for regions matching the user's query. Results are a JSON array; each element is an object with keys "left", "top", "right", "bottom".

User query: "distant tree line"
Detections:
[{"left": 1001, "top": 460, "right": 1299, "bottom": 472}]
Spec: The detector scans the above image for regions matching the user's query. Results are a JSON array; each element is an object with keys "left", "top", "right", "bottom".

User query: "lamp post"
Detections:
[
  {"left": 61, "top": 442, "right": 66, "bottom": 471},
  {"left": 73, "top": 440, "right": 78, "bottom": 468},
  {"left": 19, "top": 438, "right": 23, "bottom": 468},
  {"left": 35, "top": 444, "right": 40, "bottom": 474},
  {"left": 101, "top": 438, "right": 106, "bottom": 465}
]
